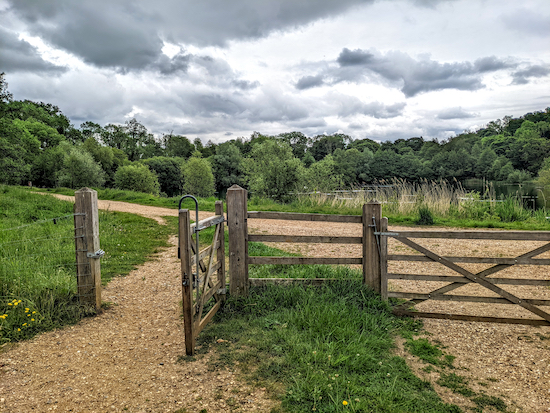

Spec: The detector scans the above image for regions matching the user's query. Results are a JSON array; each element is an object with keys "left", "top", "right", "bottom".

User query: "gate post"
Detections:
[
  {"left": 74, "top": 187, "right": 102, "bottom": 309},
  {"left": 215, "top": 200, "right": 226, "bottom": 301},
  {"left": 363, "top": 201, "right": 381, "bottom": 293},
  {"left": 227, "top": 185, "right": 249, "bottom": 297},
  {"left": 179, "top": 208, "right": 195, "bottom": 355}
]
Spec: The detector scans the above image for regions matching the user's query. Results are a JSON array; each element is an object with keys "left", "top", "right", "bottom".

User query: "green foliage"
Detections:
[
  {"left": 141, "top": 156, "right": 183, "bottom": 197},
  {"left": 304, "top": 154, "right": 342, "bottom": 192},
  {"left": 162, "top": 134, "right": 194, "bottom": 158},
  {"left": 416, "top": 206, "right": 435, "bottom": 225},
  {"left": 246, "top": 139, "right": 304, "bottom": 202},
  {"left": 182, "top": 154, "right": 215, "bottom": 198},
  {"left": 57, "top": 145, "right": 105, "bottom": 189},
  {"left": 0, "top": 118, "right": 39, "bottom": 184},
  {"left": 211, "top": 142, "right": 246, "bottom": 193},
  {"left": 114, "top": 163, "right": 160, "bottom": 195}
]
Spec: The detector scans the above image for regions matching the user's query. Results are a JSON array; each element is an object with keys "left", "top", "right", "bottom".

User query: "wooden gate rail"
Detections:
[
  {"left": 180, "top": 201, "right": 226, "bottom": 355},
  {"left": 380, "top": 229, "right": 550, "bottom": 326},
  {"left": 226, "top": 185, "right": 383, "bottom": 296}
]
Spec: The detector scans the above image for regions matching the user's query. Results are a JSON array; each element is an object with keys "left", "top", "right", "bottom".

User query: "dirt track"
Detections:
[{"left": 1, "top": 195, "right": 549, "bottom": 412}]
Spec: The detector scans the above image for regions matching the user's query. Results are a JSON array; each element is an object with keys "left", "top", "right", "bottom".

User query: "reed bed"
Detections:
[{"left": 296, "top": 179, "right": 544, "bottom": 224}]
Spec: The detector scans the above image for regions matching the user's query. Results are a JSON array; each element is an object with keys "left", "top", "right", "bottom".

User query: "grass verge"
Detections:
[
  {"left": 190, "top": 267, "right": 462, "bottom": 413},
  {"left": 0, "top": 185, "right": 176, "bottom": 343}
]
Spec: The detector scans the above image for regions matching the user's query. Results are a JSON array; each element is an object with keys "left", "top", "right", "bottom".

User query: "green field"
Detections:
[{"left": 0, "top": 185, "right": 175, "bottom": 342}]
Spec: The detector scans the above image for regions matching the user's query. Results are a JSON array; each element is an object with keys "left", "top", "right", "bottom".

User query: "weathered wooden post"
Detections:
[
  {"left": 380, "top": 217, "right": 389, "bottom": 300},
  {"left": 74, "top": 188, "right": 102, "bottom": 309},
  {"left": 179, "top": 208, "right": 195, "bottom": 355},
  {"left": 363, "top": 201, "right": 381, "bottom": 293},
  {"left": 226, "top": 185, "right": 248, "bottom": 297},
  {"left": 215, "top": 200, "right": 226, "bottom": 301}
]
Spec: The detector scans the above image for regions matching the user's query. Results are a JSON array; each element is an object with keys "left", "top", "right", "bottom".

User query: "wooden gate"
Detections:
[
  {"left": 179, "top": 200, "right": 226, "bottom": 355},
  {"left": 378, "top": 227, "right": 550, "bottom": 326}
]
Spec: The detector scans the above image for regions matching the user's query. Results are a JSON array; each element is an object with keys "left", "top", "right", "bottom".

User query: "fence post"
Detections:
[
  {"left": 74, "top": 188, "right": 102, "bottom": 309},
  {"left": 179, "top": 208, "right": 195, "bottom": 355},
  {"left": 215, "top": 200, "right": 226, "bottom": 301},
  {"left": 363, "top": 201, "right": 381, "bottom": 293},
  {"left": 227, "top": 185, "right": 249, "bottom": 297},
  {"left": 380, "top": 217, "right": 388, "bottom": 300}
]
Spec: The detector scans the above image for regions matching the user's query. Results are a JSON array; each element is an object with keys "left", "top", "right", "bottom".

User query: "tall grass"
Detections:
[
  {"left": 296, "top": 179, "right": 550, "bottom": 228},
  {"left": 0, "top": 185, "right": 175, "bottom": 342}
]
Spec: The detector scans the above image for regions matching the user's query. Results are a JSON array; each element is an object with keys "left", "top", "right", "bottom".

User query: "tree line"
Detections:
[{"left": 2, "top": 73, "right": 550, "bottom": 201}]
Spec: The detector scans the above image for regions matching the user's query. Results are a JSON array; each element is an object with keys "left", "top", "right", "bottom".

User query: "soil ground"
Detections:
[{"left": 1, "top": 196, "right": 549, "bottom": 412}]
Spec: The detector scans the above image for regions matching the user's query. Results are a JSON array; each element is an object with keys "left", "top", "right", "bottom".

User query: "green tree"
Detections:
[
  {"left": 182, "top": 154, "right": 215, "bottom": 198},
  {"left": 142, "top": 156, "right": 184, "bottom": 197},
  {"left": 309, "top": 133, "right": 351, "bottom": 161},
  {"left": 211, "top": 142, "right": 246, "bottom": 193},
  {"left": 304, "top": 155, "right": 341, "bottom": 192},
  {"left": 31, "top": 145, "right": 67, "bottom": 187},
  {"left": 245, "top": 140, "right": 304, "bottom": 202},
  {"left": 278, "top": 131, "right": 310, "bottom": 160},
  {"left": 0, "top": 118, "right": 39, "bottom": 184},
  {"left": 82, "top": 137, "right": 128, "bottom": 187},
  {"left": 114, "top": 163, "right": 160, "bottom": 195},
  {"left": 163, "top": 134, "right": 194, "bottom": 158},
  {"left": 57, "top": 146, "right": 105, "bottom": 189}
]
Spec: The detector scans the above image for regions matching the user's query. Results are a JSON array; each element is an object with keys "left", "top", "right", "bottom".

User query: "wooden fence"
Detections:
[
  {"left": 225, "top": 185, "right": 550, "bottom": 327},
  {"left": 226, "top": 185, "right": 382, "bottom": 294},
  {"left": 382, "top": 229, "right": 550, "bottom": 326}
]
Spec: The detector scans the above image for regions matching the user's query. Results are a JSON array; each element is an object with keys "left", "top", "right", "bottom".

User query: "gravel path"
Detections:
[{"left": 1, "top": 195, "right": 549, "bottom": 412}]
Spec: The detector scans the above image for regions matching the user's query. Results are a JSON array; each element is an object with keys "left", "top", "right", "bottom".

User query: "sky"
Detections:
[{"left": 1, "top": 0, "right": 549, "bottom": 144}]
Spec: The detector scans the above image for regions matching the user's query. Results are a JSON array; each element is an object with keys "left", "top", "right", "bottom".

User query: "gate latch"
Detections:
[{"left": 87, "top": 249, "right": 105, "bottom": 259}]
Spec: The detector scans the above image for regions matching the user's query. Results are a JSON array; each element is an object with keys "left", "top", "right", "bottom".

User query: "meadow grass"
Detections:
[
  {"left": 197, "top": 273, "right": 461, "bottom": 413},
  {"left": 0, "top": 185, "right": 176, "bottom": 342}
]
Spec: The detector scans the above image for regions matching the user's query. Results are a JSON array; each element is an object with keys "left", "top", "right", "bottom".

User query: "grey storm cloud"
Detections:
[
  {"left": 295, "top": 75, "right": 325, "bottom": 90},
  {"left": 232, "top": 80, "right": 260, "bottom": 91},
  {"left": 0, "top": 26, "right": 65, "bottom": 73},
  {"left": 5, "top": 0, "right": 377, "bottom": 70},
  {"left": 436, "top": 107, "right": 476, "bottom": 120},
  {"left": 152, "top": 52, "right": 192, "bottom": 75},
  {"left": 335, "top": 95, "right": 406, "bottom": 119},
  {"left": 304, "top": 48, "right": 520, "bottom": 97},
  {"left": 511, "top": 65, "right": 550, "bottom": 85}
]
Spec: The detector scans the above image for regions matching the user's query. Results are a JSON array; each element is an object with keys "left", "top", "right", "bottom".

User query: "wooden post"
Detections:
[
  {"left": 179, "top": 208, "right": 195, "bottom": 355},
  {"left": 215, "top": 200, "right": 226, "bottom": 301},
  {"left": 363, "top": 201, "right": 381, "bottom": 293},
  {"left": 74, "top": 188, "right": 101, "bottom": 309},
  {"left": 227, "top": 185, "right": 248, "bottom": 297},
  {"left": 380, "top": 217, "right": 388, "bottom": 300}
]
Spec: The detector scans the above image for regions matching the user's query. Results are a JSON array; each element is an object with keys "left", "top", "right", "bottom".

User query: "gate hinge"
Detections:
[
  {"left": 217, "top": 288, "right": 227, "bottom": 295},
  {"left": 87, "top": 249, "right": 105, "bottom": 259}
]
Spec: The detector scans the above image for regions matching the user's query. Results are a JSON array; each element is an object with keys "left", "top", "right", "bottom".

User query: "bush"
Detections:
[
  {"left": 141, "top": 156, "right": 183, "bottom": 197},
  {"left": 182, "top": 154, "right": 215, "bottom": 198},
  {"left": 114, "top": 163, "right": 160, "bottom": 195},
  {"left": 416, "top": 206, "right": 434, "bottom": 225},
  {"left": 57, "top": 146, "right": 105, "bottom": 189}
]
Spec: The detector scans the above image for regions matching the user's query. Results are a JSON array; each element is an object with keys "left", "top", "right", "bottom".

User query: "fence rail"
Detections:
[{"left": 226, "top": 185, "right": 550, "bottom": 327}]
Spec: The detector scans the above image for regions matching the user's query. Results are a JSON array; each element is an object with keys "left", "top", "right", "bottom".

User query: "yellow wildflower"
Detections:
[
  {"left": 31, "top": 318, "right": 35, "bottom": 321},
  {"left": 17, "top": 328, "right": 21, "bottom": 331},
  {"left": 23, "top": 323, "right": 27, "bottom": 326},
  {"left": 7, "top": 303, "right": 12, "bottom": 306},
  {"left": 342, "top": 401, "right": 348, "bottom": 406}
]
